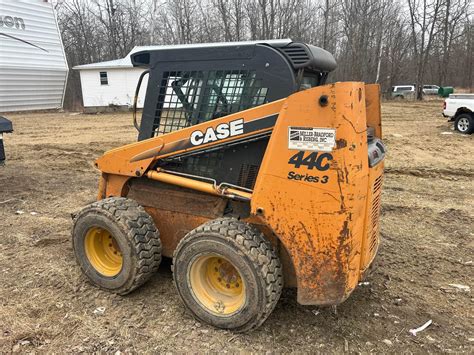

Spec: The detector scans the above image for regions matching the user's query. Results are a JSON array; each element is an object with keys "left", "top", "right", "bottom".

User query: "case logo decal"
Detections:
[{"left": 190, "top": 118, "right": 244, "bottom": 146}]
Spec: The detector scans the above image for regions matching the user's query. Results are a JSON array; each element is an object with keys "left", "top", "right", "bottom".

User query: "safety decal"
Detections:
[{"left": 288, "top": 127, "right": 336, "bottom": 152}]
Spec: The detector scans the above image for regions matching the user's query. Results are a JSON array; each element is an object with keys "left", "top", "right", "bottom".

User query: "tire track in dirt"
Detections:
[{"left": 385, "top": 167, "right": 474, "bottom": 178}]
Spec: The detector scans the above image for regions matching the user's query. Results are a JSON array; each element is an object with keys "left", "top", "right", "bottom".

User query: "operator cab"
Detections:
[
  {"left": 131, "top": 39, "right": 337, "bottom": 140},
  {"left": 131, "top": 40, "right": 337, "bottom": 190}
]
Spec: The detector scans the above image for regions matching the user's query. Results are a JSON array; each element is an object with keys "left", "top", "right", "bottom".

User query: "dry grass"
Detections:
[{"left": 0, "top": 101, "right": 473, "bottom": 352}]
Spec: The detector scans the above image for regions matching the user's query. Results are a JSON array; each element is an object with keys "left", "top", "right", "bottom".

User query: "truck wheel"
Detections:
[
  {"left": 172, "top": 218, "right": 283, "bottom": 332},
  {"left": 455, "top": 113, "right": 473, "bottom": 134},
  {"left": 72, "top": 197, "right": 162, "bottom": 295}
]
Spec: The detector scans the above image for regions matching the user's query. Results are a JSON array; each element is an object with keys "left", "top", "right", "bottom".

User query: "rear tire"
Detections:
[
  {"left": 454, "top": 113, "right": 474, "bottom": 134},
  {"left": 172, "top": 217, "right": 283, "bottom": 332},
  {"left": 72, "top": 197, "right": 162, "bottom": 295}
]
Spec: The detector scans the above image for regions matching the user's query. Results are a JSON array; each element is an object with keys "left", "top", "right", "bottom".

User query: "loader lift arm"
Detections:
[{"left": 95, "top": 98, "right": 285, "bottom": 199}]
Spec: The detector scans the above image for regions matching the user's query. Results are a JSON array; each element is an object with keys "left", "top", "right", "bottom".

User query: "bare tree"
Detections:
[
  {"left": 436, "top": 0, "right": 470, "bottom": 85},
  {"left": 382, "top": 15, "right": 411, "bottom": 89},
  {"left": 407, "top": 0, "right": 443, "bottom": 100},
  {"left": 56, "top": 0, "right": 473, "bottom": 109}
]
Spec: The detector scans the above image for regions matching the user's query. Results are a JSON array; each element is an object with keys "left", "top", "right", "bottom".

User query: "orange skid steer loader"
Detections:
[{"left": 72, "top": 40, "right": 385, "bottom": 332}]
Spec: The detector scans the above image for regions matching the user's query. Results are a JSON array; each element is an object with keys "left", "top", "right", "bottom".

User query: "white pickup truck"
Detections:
[{"left": 443, "top": 94, "right": 474, "bottom": 134}]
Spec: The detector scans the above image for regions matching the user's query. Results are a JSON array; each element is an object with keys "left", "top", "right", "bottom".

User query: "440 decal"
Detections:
[{"left": 288, "top": 151, "right": 333, "bottom": 171}]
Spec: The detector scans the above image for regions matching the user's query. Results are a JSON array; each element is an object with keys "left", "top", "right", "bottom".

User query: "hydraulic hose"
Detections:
[{"left": 133, "top": 69, "right": 150, "bottom": 131}]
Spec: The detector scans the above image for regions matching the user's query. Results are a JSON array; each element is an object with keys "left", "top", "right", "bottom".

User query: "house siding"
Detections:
[
  {"left": 0, "top": 0, "right": 68, "bottom": 112},
  {"left": 79, "top": 68, "right": 148, "bottom": 109}
]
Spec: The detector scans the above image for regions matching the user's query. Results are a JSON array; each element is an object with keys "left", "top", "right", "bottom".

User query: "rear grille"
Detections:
[
  {"left": 373, "top": 175, "right": 383, "bottom": 193},
  {"left": 280, "top": 46, "right": 310, "bottom": 67},
  {"left": 237, "top": 164, "right": 259, "bottom": 189},
  {"left": 369, "top": 175, "right": 383, "bottom": 253}
]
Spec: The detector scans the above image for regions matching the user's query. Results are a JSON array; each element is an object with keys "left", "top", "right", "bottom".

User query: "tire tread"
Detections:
[
  {"left": 173, "top": 217, "right": 283, "bottom": 331},
  {"left": 73, "top": 197, "right": 162, "bottom": 294}
]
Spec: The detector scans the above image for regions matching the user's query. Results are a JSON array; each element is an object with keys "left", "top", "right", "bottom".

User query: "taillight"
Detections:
[{"left": 368, "top": 138, "right": 386, "bottom": 167}]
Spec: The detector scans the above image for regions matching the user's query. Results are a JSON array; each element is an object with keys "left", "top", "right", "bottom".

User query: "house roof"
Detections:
[
  {"left": 72, "top": 55, "right": 134, "bottom": 70},
  {"left": 72, "top": 39, "right": 292, "bottom": 70}
]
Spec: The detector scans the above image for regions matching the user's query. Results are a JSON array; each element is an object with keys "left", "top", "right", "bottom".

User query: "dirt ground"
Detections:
[{"left": 1, "top": 100, "right": 473, "bottom": 353}]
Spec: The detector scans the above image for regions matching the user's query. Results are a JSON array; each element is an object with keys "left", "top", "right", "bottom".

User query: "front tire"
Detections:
[
  {"left": 72, "top": 197, "right": 162, "bottom": 295},
  {"left": 455, "top": 113, "right": 474, "bottom": 134},
  {"left": 172, "top": 218, "right": 283, "bottom": 332}
]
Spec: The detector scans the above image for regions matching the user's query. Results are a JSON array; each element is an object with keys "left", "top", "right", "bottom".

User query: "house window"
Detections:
[{"left": 99, "top": 71, "right": 108, "bottom": 85}]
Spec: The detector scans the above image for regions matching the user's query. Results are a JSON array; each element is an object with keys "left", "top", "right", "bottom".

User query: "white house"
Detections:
[
  {"left": 0, "top": 0, "right": 68, "bottom": 112},
  {"left": 75, "top": 41, "right": 293, "bottom": 112},
  {"left": 74, "top": 47, "right": 152, "bottom": 112}
]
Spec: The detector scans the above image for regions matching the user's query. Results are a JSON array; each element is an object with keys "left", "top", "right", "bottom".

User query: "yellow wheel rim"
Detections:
[
  {"left": 189, "top": 255, "right": 246, "bottom": 315},
  {"left": 84, "top": 227, "right": 123, "bottom": 277}
]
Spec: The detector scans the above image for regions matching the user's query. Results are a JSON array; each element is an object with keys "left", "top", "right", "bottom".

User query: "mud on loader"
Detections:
[{"left": 72, "top": 39, "right": 386, "bottom": 332}]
